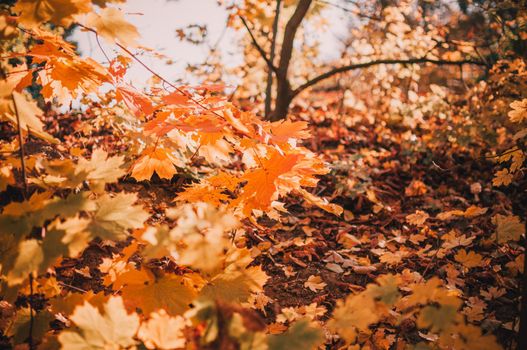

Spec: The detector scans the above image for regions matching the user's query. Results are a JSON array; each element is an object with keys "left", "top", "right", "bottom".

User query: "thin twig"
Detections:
[
  {"left": 265, "top": 0, "right": 281, "bottom": 118},
  {"left": 239, "top": 16, "right": 278, "bottom": 75},
  {"left": 11, "top": 93, "right": 28, "bottom": 197},
  {"left": 77, "top": 23, "right": 230, "bottom": 123},
  {"left": 58, "top": 281, "right": 87, "bottom": 293},
  {"left": 28, "top": 273, "right": 34, "bottom": 350}
]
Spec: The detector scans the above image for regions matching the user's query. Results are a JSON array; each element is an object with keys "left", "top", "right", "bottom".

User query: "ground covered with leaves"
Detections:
[{"left": 1, "top": 1, "right": 526, "bottom": 350}]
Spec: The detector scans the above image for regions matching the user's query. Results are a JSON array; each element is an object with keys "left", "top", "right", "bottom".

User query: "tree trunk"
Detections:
[
  {"left": 519, "top": 217, "right": 527, "bottom": 350},
  {"left": 270, "top": 79, "right": 292, "bottom": 121},
  {"left": 269, "top": 0, "right": 312, "bottom": 121}
]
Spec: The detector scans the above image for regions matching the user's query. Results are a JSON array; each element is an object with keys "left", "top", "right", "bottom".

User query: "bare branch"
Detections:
[
  {"left": 292, "top": 57, "right": 489, "bottom": 97},
  {"left": 265, "top": 0, "right": 281, "bottom": 118},
  {"left": 239, "top": 16, "right": 278, "bottom": 75}
]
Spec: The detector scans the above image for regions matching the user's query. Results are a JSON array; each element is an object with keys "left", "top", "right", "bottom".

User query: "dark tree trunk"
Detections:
[
  {"left": 519, "top": 217, "right": 527, "bottom": 350},
  {"left": 270, "top": 80, "right": 291, "bottom": 121},
  {"left": 269, "top": 0, "right": 312, "bottom": 121}
]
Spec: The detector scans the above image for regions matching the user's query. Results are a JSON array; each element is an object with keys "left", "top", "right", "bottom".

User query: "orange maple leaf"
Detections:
[
  {"left": 131, "top": 147, "right": 179, "bottom": 181},
  {"left": 233, "top": 150, "right": 300, "bottom": 216}
]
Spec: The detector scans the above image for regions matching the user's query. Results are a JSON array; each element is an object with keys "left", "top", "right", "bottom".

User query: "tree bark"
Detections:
[
  {"left": 270, "top": 0, "right": 312, "bottom": 121},
  {"left": 519, "top": 217, "right": 527, "bottom": 350}
]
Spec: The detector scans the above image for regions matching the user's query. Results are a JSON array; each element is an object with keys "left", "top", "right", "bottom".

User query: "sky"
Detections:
[{"left": 73, "top": 0, "right": 348, "bottom": 88}]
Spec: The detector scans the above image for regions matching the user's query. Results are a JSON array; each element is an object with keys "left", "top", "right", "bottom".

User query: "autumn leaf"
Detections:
[
  {"left": 200, "top": 266, "right": 268, "bottom": 303},
  {"left": 379, "top": 251, "right": 407, "bottom": 266},
  {"left": 6, "top": 308, "right": 53, "bottom": 345},
  {"left": 265, "top": 120, "right": 311, "bottom": 146},
  {"left": 463, "top": 205, "right": 488, "bottom": 218},
  {"left": 406, "top": 210, "right": 429, "bottom": 226},
  {"left": 118, "top": 269, "right": 201, "bottom": 316},
  {"left": 6, "top": 239, "right": 43, "bottom": 286},
  {"left": 0, "top": 89, "right": 58, "bottom": 143},
  {"left": 328, "top": 292, "right": 379, "bottom": 343},
  {"left": 14, "top": 0, "right": 91, "bottom": 28},
  {"left": 493, "top": 214, "right": 525, "bottom": 243},
  {"left": 162, "top": 91, "right": 190, "bottom": 105},
  {"left": 0, "top": 166, "right": 15, "bottom": 192},
  {"left": 233, "top": 150, "right": 301, "bottom": 216},
  {"left": 77, "top": 149, "right": 126, "bottom": 191},
  {"left": 0, "top": 192, "right": 95, "bottom": 242},
  {"left": 492, "top": 168, "right": 514, "bottom": 187},
  {"left": 131, "top": 147, "right": 179, "bottom": 181},
  {"left": 405, "top": 277, "right": 443, "bottom": 306},
  {"left": 455, "top": 249, "right": 483, "bottom": 269},
  {"left": 417, "top": 304, "right": 458, "bottom": 332},
  {"left": 115, "top": 83, "right": 155, "bottom": 118},
  {"left": 405, "top": 180, "right": 428, "bottom": 197},
  {"left": 89, "top": 192, "right": 149, "bottom": 240},
  {"left": 298, "top": 188, "right": 343, "bottom": 216},
  {"left": 267, "top": 320, "right": 323, "bottom": 350},
  {"left": 304, "top": 275, "right": 326, "bottom": 292},
  {"left": 508, "top": 99, "right": 527, "bottom": 123},
  {"left": 86, "top": 7, "right": 139, "bottom": 46},
  {"left": 366, "top": 274, "right": 401, "bottom": 306},
  {"left": 199, "top": 248, "right": 268, "bottom": 303},
  {"left": 137, "top": 310, "right": 187, "bottom": 349},
  {"left": 58, "top": 296, "right": 139, "bottom": 349}
]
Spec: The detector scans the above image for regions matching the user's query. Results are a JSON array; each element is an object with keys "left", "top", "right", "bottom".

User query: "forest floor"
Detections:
[{"left": 1, "top": 100, "right": 523, "bottom": 349}]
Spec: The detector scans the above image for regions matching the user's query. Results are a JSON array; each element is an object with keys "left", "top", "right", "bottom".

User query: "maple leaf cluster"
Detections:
[{"left": 0, "top": 0, "right": 525, "bottom": 349}]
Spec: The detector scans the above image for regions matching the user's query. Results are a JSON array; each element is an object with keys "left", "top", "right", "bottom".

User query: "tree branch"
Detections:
[
  {"left": 292, "top": 57, "right": 489, "bottom": 97},
  {"left": 239, "top": 16, "right": 278, "bottom": 75},
  {"left": 270, "top": 0, "right": 312, "bottom": 121},
  {"left": 276, "top": 0, "right": 312, "bottom": 80},
  {"left": 265, "top": 0, "right": 281, "bottom": 118}
]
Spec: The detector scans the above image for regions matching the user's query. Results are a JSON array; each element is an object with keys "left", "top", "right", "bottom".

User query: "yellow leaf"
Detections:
[
  {"left": 171, "top": 203, "right": 238, "bottom": 272},
  {"left": 6, "top": 239, "right": 43, "bottom": 286},
  {"left": 267, "top": 320, "right": 323, "bottom": 350},
  {"left": 200, "top": 265, "right": 267, "bottom": 303},
  {"left": 137, "top": 310, "right": 187, "bottom": 349},
  {"left": 366, "top": 274, "right": 401, "bottom": 306},
  {"left": 58, "top": 296, "right": 139, "bottom": 349},
  {"left": 119, "top": 269, "right": 200, "bottom": 316},
  {"left": 86, "top": 7, "right": 139, "bottom": 47},
  {"left": 89, "top": 192, "right": 149, "bottom": 240},
  {"left": 328, "top": 293, "right": 379, "bottom": 343},
  {"left": 7, "top": 308, "right": 53, "bottom": 345},
  {"left": 379, "top": 251, "right": 407, "bottom": 265},
  {"left": 405, "top": 277, "right": 443, "bottom": 306},
  {"left": 77, "top": 149, "right": 126, "bottom": 191},
  {"left": 417, "top": 304, "right": 458, "bottom": 332},
  {"left": 0, "top": 90, "right": 57, "bottom": 143},
  {"left": 13, "top": 0, "right": 91, "bottom": 28}
]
